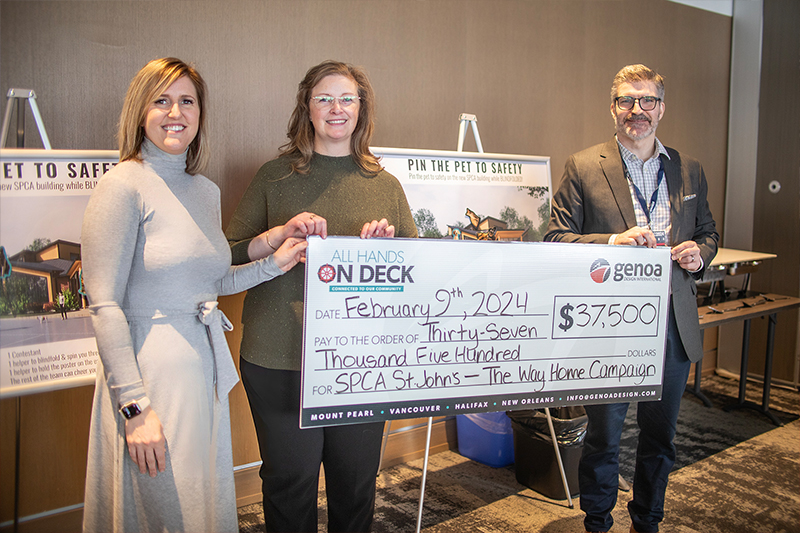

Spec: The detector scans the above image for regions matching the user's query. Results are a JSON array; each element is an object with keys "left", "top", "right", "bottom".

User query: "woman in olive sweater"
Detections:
[{"left": 226, "top": 60, "right": 417, "bottom": 533}]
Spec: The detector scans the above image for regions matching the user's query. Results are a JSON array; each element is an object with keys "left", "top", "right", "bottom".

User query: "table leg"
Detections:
[
  {"left": 685, "top": 356, "right": 713, "bottom": 407},
  {"left": 723, "top": 315, "right": 784, "bottom": 426},
  {"left": 738, "top": 319, "right": 751, "bottom": 403},
  {"left": 737, "top": 273, "right": 752, "bottom": 298},
  {"left": 760, "top": 313, "right": 783, "bottom": 426},
  {"left": 707, "top": 280, "right": 717, "bottom": 301}
]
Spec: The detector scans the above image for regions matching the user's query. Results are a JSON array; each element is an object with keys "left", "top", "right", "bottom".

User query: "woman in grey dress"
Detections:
[{"left": 81, "top": 57, "right": 307, "bottom": 532}]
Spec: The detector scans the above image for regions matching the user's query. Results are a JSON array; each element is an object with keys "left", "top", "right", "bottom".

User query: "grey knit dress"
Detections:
[{"left": 81, "top": 139, "right": 283, "bottom": 532}]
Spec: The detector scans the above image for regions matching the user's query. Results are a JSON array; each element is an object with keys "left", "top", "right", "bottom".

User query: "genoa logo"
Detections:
[{"left": 590, "top": 258, "right": 611, "bottom": 283}]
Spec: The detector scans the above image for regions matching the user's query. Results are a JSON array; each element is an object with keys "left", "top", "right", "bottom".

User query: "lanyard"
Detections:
[{"left": 625, "top": 157, "right": 664, "bottom": 227}]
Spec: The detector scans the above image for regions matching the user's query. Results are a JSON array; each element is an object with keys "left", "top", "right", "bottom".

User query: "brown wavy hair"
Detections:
[
  {"left": 118, "top": 57, "right": 209, "bottom": 175},
  {"left": 279, "top": 60, "right": 381, "bottom": 176}
]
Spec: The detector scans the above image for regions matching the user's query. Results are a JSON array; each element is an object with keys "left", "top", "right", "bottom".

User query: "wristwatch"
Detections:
[{"left": 119, "top": 396, "right": 151, "bottom": 419}]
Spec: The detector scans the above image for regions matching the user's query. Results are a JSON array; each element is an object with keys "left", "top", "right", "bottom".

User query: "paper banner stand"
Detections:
[
  {"left": 375, "top": 115, "right": 572, "bottom": 533},
  {"left": 1, "top": 88, "right": 52, "bottom": 149},
  {"left": 456, "top": 113, "right": 484, "bottom": 153},
  {"left": 2, "top": 88, "right": 52, "bottom": 533}
]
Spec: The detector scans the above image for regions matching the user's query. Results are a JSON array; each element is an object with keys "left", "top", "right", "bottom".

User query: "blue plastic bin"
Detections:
[{"left": 456, "top": 412, "right": 515, "bottom": 467}]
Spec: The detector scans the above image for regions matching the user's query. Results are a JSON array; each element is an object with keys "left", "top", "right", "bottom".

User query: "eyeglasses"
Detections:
[
  {"left": 310, "top": 96, "right": 360, "bottom": 109},
  {"left": 615, "top": 96, "right": 661, "bottom": 111}
]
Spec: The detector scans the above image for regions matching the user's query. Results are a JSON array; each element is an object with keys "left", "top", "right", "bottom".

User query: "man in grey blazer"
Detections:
[{"left": 545, "top": 64, "right": 718, "bottom": 533}]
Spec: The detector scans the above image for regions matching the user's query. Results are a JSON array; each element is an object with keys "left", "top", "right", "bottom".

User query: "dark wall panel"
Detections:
[{"left": 749, "top": 0, "right": 799, "bottom": 382}]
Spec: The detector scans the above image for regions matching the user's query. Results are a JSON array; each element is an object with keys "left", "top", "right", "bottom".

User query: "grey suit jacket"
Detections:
[{"left": 544, "top": 138, "right": 719, "bottom": 363}]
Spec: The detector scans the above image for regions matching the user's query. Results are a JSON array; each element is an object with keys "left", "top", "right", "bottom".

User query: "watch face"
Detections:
[{"left": 120, "top": 403, "right": 142, "bottom": 419}]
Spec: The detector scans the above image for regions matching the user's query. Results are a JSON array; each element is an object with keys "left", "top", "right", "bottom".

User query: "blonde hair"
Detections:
[
  {"left": 118, "top": 57, "right": 209, "bottom": 174},
  {"left": 611, "top": 64, "right": 665, "bottom": 102},
  {"left": 280, "top": 60, "right": 381, "bottom": 176}
]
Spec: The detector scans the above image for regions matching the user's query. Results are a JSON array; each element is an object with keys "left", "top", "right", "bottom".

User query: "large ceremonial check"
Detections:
[{"left": 300, "top": 236, "right": 672, "bottom": 428}]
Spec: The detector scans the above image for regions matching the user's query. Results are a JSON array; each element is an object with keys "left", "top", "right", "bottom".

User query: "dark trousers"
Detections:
[
  {"left": 240, "top": 359, "right": 384, "bottom": 533},
  {"left": 579, "top": 303, "right": 692, "bottom": 533}
]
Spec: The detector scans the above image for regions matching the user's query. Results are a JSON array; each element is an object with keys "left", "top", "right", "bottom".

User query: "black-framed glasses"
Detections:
[
  {"left": 310, "top": 95, "right": 360, "bottom": 109},
  {"left": 615, "top": 96, "right": 661, "bottom": 111}
]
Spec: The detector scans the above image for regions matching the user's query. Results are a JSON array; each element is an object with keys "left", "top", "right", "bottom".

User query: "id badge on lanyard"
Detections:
[{"left": 627, "top": 158, "right": 667, "bottom": 246}]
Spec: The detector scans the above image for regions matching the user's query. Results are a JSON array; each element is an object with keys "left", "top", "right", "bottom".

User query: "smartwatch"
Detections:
[{"left": 119, "top": 396, "right": 151, "bottom": 419}]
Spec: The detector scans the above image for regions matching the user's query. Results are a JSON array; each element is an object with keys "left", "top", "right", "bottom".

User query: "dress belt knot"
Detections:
[
  {"left": 119, "top": 303, "right": 240, "bottom": 401},
  {"left": 197, "top": 301, "right": 239, "bottom": 400}
]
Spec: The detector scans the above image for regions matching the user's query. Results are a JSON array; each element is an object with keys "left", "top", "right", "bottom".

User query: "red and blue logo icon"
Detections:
[
  {"left": 590, "top": 259, "right": 611, "bottom": 283},
  {"left": 317, "top": 264, "right": 336, "bottom": 283}
]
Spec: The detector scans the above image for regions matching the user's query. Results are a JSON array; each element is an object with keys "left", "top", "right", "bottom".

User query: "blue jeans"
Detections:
[{"left": 580, "top": 303, "right": 692, "bottom": 533}]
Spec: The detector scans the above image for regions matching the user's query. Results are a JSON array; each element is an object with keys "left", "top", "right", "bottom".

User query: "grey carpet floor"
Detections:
[{"left": 238, "top": 374, "right": 800, "bottom": 532}]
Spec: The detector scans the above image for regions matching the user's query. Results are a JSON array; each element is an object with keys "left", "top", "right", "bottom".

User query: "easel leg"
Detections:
[
  {"left": 415, "top": 417, "right": 433, "bottom": 533},
  {"left": 544, "top": 407, "right": 573, "bottom": 508}
]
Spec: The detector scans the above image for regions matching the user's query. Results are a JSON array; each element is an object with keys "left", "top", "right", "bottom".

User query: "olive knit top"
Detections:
[{"left": 226, "top": 153, "right": 418, "bottom": 371}]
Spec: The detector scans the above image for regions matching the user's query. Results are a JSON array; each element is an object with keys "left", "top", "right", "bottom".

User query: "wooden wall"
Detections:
[{"left": 0, "top": 0, "right": 732, "bottom": 530}]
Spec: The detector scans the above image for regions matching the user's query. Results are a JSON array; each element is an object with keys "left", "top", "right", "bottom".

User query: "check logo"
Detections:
[{"left": 590, "top": 258, "right": 611, "bottom": 283}]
